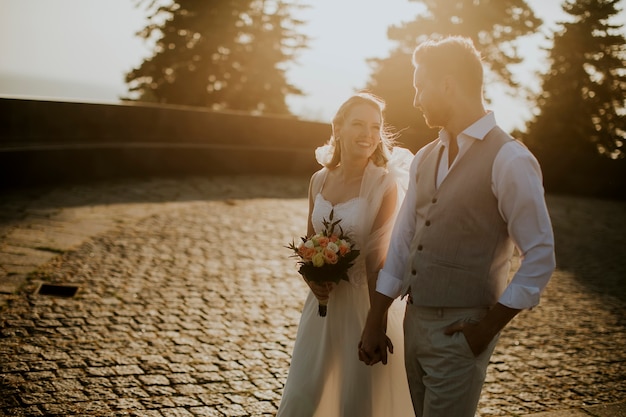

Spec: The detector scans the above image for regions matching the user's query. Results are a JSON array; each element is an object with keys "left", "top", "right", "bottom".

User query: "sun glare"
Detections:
[{"left": 286, "top": 0, "right": 425, "bottom": 121}]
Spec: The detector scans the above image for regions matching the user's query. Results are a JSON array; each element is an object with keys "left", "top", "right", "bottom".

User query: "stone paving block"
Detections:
[
  {"left": 26, "top": 218, "right": 113, "bottom": 237},
  {"left": 584, "top": 401, "right": 626, "bottom": 417},
  {"left": 6, "top": 226, "right": 80, "bottom": 246},
  {"left": 0, "top": 244, "right": 60, "bottom": 261},
  {"left": 0, "top": 405, "right": 45, "bottom": 416},
  {"left": 0, "top": 273, "right": 29, "bottom": 294},
  {"left": 522, "top": 409, "right": 592, "bottom": 416}
]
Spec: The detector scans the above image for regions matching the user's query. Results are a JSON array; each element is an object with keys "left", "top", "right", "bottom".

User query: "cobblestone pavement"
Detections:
[{"left": 0, "top": 176, "right": 625, "bottom": 417}]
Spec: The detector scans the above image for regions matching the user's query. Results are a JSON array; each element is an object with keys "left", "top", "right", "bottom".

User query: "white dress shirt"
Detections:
[{"left": 377, "top": 112, "right": 556, "bottom": 310}]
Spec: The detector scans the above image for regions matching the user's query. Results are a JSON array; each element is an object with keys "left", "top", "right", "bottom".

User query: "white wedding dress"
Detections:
[{"left": 276, "top": 191, "right": 415, "bottom": 417}]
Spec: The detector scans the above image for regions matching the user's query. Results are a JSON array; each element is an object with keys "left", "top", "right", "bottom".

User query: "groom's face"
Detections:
[{"left": 413, "top": 65, "right": 449, "bottom": 128}]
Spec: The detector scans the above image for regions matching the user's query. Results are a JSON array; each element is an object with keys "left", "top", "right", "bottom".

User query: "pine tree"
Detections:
[
  {"left": 527, "top": 0, "right": 626, "bottom": 159},
  {"left": 525, "top": 0, "right": 626, "bottom": 197},
  {"left": 364, "top": 0, "right": 541, "bottom": 149},
  {"left": 125, "top": 0, "right": 308, "bottom": 115}
]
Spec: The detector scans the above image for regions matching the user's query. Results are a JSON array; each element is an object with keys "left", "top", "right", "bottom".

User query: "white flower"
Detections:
[{"left": 326, "top": 242, "right": 339, "bottom": 253}]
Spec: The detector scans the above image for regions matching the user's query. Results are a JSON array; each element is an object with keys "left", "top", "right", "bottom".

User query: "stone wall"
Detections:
[{"left": 0, "top": 98, "right": 331, "bottom": 188}]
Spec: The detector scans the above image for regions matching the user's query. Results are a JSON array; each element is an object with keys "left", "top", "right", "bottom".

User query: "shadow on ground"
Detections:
[{"left": 546, "top": 193, "right": 626, "bottom": 305}]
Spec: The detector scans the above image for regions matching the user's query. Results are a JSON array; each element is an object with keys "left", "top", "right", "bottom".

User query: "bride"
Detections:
[{"left": 277, "top": 92, "right": 415, "bottom": 417}]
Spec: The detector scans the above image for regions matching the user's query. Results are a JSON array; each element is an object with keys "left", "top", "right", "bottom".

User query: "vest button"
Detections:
[
  {"left": 425, "top": 220, "right": 431, "bottom": 226},
  {"left": 417, "top": 245, "right": 423, "bottom": 251},
  {"left": 432, "top": 198, "right": 437, "bottom": 203},
  {"left": 411, "top": 269, "right": 416, "bottom": 275}
]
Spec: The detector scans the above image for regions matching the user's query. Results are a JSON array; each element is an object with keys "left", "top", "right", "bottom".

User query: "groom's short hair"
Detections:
[{"left": 412, "top": 36, "right": 484, "bottom": 96}]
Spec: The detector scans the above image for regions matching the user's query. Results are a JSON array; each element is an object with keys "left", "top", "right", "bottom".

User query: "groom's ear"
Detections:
[{"left": 442, "top": 75, "right": 455, "bottom": 96}]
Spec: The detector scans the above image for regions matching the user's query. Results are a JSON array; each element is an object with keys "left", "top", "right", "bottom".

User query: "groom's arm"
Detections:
[
  {"left": 446, "top": 143, "right": 555, "bottom": 356},
  {"left": 359, "top": 154, "right": 420, "bottom": 365},
  {"left": 359, "top": 292, "right": 395, "bottom": 365}
]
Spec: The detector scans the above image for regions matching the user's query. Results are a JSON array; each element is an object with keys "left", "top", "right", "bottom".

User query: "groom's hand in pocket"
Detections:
[{"left": 444, "top": 303, "right": 521, "bottom": 357}]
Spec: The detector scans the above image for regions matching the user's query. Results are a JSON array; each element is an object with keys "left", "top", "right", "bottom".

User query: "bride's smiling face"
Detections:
[{"left": 336, "top": 103, "right": 382, "bottom": 162}]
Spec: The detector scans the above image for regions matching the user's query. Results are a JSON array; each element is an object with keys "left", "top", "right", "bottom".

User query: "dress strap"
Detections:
[{"left": 311, "top": 168, "right": 329, "bottom": 198}]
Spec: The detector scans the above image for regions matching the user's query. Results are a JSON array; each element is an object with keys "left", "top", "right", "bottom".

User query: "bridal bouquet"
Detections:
[{"left": 287, "top": 210, "right": 360, "bottom": 317}]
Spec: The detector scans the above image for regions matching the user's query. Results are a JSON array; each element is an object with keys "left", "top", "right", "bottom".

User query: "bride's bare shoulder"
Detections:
[
  {"left": 310, "top": 168, "right": 330, "bottom": 185},
  {"left": 308, "top": 168, "right": 328, "bottom": 196}
]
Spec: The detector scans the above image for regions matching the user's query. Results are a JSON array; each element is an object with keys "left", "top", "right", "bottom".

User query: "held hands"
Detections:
[{"left": 358, "top": 321, "right": 393, "bottom": 366}]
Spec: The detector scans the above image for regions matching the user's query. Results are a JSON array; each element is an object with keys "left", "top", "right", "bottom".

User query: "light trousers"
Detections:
[{"left": 403, "top": 304, "right": 500, "bottom": 417}]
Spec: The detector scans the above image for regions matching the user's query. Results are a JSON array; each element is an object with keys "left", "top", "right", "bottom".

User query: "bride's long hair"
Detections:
[{"left": 317, "top": 91, "right": 397, "bottom": 169}]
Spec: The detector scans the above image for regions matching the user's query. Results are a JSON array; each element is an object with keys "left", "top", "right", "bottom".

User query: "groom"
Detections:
[{"left": 359, "top": 36, "right": 556, "bottom": 417}]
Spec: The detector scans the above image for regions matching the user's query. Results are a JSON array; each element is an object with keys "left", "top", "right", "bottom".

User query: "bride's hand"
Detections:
[{"left": 306, "top": 280, "right": 335, "bottom": 302}]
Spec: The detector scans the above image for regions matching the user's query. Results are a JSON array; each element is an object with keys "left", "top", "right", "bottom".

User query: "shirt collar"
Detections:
[
  {"left": 439, "top": 111, "right": 497, "bottom": 145},
  {"left": 462, "top": 111, "right": 496, "bottom": 140}
]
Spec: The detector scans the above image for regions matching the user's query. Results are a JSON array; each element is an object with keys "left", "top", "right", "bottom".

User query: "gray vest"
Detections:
[{"left": 401, "top": 127, "right": 516, "bottom": 307}]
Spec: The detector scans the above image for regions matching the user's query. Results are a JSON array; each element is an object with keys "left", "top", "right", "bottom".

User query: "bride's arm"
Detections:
[
  {"left": 365, "top": 182, "right": 398, "bottom": 307},
  {"left": 304, "top": 170, "right": 334, "bottom": 299}
]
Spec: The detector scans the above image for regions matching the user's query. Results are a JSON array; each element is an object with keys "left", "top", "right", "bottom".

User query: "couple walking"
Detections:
[{"left": 277, "top": 36, "right": 556, "bottom": 417}]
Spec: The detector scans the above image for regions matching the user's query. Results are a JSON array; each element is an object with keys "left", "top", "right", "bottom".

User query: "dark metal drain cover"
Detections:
[{"left": 36, "top": 283, "right": 80, "bottom": 297}]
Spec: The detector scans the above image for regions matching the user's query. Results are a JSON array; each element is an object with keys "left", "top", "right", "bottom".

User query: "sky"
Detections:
[{"left": 0, "top": 0, "right": 623, "bottom": 132}]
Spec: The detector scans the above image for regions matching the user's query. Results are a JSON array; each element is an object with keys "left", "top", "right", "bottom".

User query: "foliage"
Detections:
[
  {"left": 526, "top": 0, "right": 626, "bottom": 160},
  {"left": 125, "top": 0, "right": 308, "bottom": 115},
  {"left": 364, "top": 0, "right": 542, "bottom": 150},
  {"left": 524, "top": 0, "right": 626, "bottom": 198}
]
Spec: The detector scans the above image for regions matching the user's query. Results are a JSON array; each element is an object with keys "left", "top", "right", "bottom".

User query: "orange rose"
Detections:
[
  {"left": 298, "top": 246, "right": 317, "bottom": 261},
  {"left": 317, "top": 236, "right": 330, "bottom": 247},
  {"left": 323, "top": 248, "right": 339, "bottom": 264}
]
